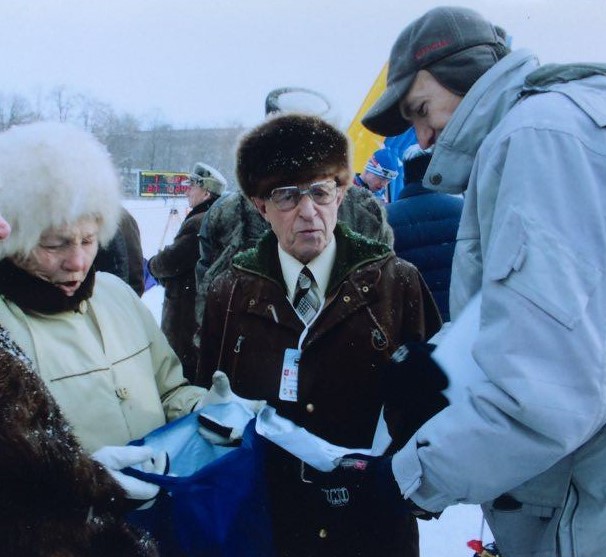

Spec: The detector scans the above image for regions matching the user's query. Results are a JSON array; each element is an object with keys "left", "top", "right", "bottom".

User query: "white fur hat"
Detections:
[
  {"left": 190, "top": 162, "right": 227, "bottom": 196},
  {"left": 0, "top": 121, "right": 122, "bottom": 260}
]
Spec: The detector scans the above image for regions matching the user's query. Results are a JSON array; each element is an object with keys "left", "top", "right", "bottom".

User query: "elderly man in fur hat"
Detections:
[
  {"left": 196, "top": 113, "right": 442, "bottom": 557},
  {"left": 0, "top": 122, "right": 233, "bottom": 510}
]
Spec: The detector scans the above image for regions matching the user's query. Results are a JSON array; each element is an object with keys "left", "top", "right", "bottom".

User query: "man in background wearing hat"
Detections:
[
  {"left": 197, "top": 113, "right": 441, "bottom": 557},
  {"left": 149, "top": 162, "right": 226, "bottom": 381},
  {"left": 359, "top": 6, "right": 606, "bottom": 556},
  {"left": 353, "top": 147, "right": 401, "bottom": 203}
]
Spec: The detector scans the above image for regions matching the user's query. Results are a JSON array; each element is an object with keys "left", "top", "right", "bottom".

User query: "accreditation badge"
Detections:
[{"left": 278, "top": 348, "right": 301, "bottom": 402}]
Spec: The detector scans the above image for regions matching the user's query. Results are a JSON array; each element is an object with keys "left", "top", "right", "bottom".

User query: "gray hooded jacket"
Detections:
[{"left": 393, "top": 50, "right": 606, "bottom": 557}]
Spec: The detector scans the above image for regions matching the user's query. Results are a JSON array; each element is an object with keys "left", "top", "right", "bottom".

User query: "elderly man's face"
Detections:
[
  {"left": 253, "top": 176, "right": 346, "bottom": 264},
  {"left": 399, "top": 70, "right": 462, "bottom": 150},
  {"left": 12, "top": 216, "right": 99, "bottom": 297},
  {"left": 186, "top": 183, "right": 210, "bottom": 209}
]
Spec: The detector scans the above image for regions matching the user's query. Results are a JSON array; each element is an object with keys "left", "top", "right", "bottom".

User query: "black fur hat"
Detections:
[{"left": 236, "top": 113, "right": 351, "bottom": 198}]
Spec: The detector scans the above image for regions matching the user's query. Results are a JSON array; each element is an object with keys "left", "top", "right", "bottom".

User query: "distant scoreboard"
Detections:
[{"left": 139, "top": 171, "right": 190, "bottom": 197}]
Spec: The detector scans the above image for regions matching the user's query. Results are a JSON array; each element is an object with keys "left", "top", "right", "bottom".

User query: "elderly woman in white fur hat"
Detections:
[{"left": 0, "top": 122, "right": 249, "bottom": 506}]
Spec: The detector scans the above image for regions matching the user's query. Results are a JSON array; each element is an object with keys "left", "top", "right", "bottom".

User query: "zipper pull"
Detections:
[
  {"left": 371, "top": 328, "right": 388, "bottom": 351},
  {"left": 234, "top": 335, "right": 244, "bottom": 353},
  {"left": 267, "top": 304, "right": 279, "bottom": 323}
]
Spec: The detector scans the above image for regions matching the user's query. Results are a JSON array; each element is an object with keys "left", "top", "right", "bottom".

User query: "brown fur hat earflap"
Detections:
[{"left": 236, "top": 113, "right": 352, "bottom": 198}]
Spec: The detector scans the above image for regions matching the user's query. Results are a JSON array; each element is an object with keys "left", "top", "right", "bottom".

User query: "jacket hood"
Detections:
[
  {"left": 424, "top": 50, "right": 539, "bottom": 194},
  {"left": 521, "top": 63, "right": 606, "bottom": 129}
]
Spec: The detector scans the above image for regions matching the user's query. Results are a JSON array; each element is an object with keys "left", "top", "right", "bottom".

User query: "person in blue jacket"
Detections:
[
  {"left": 387, "top": 144, "right": 462, "bottom": 321},
  {"left": 384, "top": 127, "right": 418, "bottom": 201},
  {"left": 353, "top": 148, "right": 400, "bottom": 203}
]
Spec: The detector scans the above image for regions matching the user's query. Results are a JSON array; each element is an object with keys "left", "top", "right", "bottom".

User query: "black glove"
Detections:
[
  {"left": 334, "top": 453, "right": 438, "bottom": 520},
  {"left": 381, "top": 342, "right": 449, "bottom": 446}
]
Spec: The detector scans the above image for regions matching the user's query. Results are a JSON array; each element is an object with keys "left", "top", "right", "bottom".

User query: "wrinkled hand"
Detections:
[
  {"left": 92, "top": 445, "right": 168, "bottom": 505},
  {"left": 336, "top": 453, "right": 437, "bottom": 520},
  {"left": 194, "top": 370, "right": 266, "bottom": 445},
  {"left": 382, "top": 342, "right": 449, "bottom": 445}
]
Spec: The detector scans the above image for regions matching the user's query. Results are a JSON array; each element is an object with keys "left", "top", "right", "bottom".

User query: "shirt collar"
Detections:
[{"left": 278, "top": 238, "right": 336, "bottom": 302}]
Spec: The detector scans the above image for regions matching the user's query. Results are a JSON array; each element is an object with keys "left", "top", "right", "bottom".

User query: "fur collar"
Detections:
[
  {"left": 186, "top": 196, "right": 217, "bottom": 220},
  {"left": 0, "top": 258, "right": 95, "bottom": 314},
  {"left": 233, "top": 222, "right": 391, "bottom": 294}
]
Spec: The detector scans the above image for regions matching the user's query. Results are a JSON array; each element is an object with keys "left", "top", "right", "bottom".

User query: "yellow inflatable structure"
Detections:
[{"left": 347, "top": 63, "right": 388, "bottom": 173}]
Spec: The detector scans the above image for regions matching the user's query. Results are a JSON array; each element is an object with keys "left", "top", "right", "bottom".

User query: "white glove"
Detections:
[
  {"left": 92, "top": 445, "right": 168, "bottom": 502},
  {"left": 194, "top": 370, "right": 266, "bottom": 445},
  {"left": 194, "top": 370, "right": 266, "bottom": 414}
]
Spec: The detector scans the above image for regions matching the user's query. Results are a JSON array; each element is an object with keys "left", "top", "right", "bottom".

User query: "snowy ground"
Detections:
[{"left": 126, "top": 198, "right": 492, "bottom": 557}]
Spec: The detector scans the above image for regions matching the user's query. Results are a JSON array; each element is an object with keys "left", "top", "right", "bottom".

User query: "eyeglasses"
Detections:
[
  {"left": 185, "top": 177, "right": 202, "bottom": 187},
  {"left": 267, "top": 179, "right": 338, "bottom": 212}
]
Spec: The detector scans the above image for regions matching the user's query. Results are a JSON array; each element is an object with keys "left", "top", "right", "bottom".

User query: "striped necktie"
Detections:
[{"left": 293, "top": 266, "right": 320, "bottom": 324}]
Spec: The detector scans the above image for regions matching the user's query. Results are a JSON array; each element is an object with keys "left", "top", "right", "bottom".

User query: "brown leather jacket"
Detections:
[
  {"left": 197, "top": 223, "right": 441, "bottom": 557},
  {"left": 149, "top": 197, "right": 217, "bottom": 381}
]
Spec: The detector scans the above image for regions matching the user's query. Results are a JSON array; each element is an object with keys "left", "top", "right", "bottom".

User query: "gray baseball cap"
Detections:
[{"left": 362, "top": 6, "right": 506, "bottom": 137}]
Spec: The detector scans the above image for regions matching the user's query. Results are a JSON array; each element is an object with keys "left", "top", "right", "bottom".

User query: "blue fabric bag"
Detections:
[{"left": 125, "top": 409, "right": 274, "bottom": 557}]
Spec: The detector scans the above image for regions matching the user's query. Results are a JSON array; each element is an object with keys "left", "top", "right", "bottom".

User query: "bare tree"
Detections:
[
  {"left": 0, "top": 85, "right": 242, "bottom": 197},
  {"left": 142, "top": 111, "right": 174, "bottom": 170},
  {"left": 0, "top": 93, "right": 37, "bottom": 130},
  {"left": 77, "top": 94, "right": 115, "bottom": 137},
  {"left": 48, "top": 85, "right": 76, "bottom": 122}
]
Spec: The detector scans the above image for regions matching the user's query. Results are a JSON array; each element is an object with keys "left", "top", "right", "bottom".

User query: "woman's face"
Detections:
[
  {"left": 0, "top": 215, "right": 11, "bottom": 240},
  {"left": 13, "top": 216, "right": 100, "bottom": 297}
]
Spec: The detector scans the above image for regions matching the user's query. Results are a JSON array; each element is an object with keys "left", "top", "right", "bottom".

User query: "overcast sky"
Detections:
[{"left": 1, "top": 0, "right": 604, "bottom": 129}]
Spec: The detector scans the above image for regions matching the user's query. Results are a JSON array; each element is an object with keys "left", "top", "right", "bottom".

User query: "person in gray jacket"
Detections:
[{"left": 359, "top": 6, "right": 606, "bottom": 557}]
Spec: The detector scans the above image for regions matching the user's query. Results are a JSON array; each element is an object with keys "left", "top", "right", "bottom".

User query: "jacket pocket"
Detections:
[{"left": 486, "top": 207, "right": 601, "bottom": 329}]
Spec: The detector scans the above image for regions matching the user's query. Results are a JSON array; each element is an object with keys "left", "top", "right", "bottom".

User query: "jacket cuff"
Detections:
[
  {"left": 391, "top": 437, "right": 422, "bottom": 499},
  {"left": 391, "top": 437, "right": 449, "bottom": 513}
]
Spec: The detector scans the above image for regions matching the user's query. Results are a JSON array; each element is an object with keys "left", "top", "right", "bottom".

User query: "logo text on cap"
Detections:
[{"left": 415, "top": 40, "right": 451, "bottom": 60}]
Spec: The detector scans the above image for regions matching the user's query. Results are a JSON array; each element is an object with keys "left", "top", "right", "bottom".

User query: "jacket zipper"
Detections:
[{"left": 234, "top": 335, "right": 244, "bottom": 353}]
